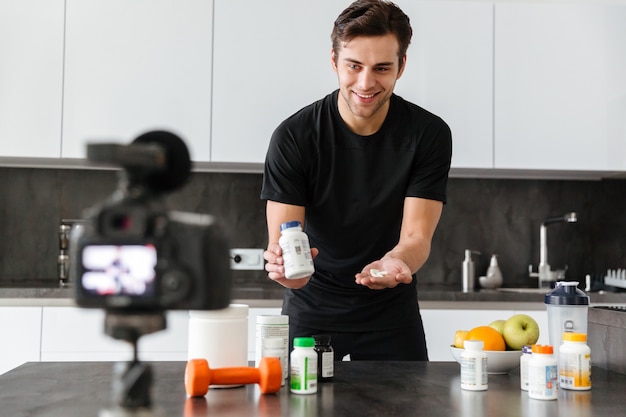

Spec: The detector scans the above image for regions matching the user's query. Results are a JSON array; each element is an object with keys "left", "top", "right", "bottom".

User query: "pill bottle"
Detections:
[
  {"left": 262, "top": 336, "right": 287, "bottom": 386},
  {"left": 520, "top": 345, "right": 532, "bottom": 391},
  {"left": 290, "top": 337, "right": 317, "bottom": 394},
  {"left": 528, "top": 345, "right": 558, "bottom": 400},
  {"left": 460, "top": 340, "right": 488, "bottom": 391},
  {"left": 279, "top": 221, "right": 314, "bottom": 279},
  {"left": 559, "top": 333, "right": 591, "bottom": 391},
  {"left": 313, "top": 334, "right": 334, "bottom": 382},
  {"left": 255, "top": 315, "right": 289, "bottom": 382}
]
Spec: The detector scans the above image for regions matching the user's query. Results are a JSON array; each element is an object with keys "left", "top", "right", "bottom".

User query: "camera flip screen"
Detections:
[{"left": 80, "top": 244, "right": 157, "bottom": 297}]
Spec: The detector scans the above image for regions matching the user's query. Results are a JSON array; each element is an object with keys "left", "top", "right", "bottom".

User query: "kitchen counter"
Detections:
[
  {"left": 0, "top": 360, "right": 623, "bottom": 417},
  {"left": 1, "top": 283, "right": 625, "bottom": 308}
]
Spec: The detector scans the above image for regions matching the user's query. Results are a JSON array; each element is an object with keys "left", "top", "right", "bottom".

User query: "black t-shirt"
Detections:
[{"left": 261, "top": 90, "right": 452, "bottom": 332}]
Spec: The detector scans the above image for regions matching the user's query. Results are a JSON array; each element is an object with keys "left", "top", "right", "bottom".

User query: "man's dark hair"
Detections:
[{"left": 332, "top": 0, "right": 412, "bottom": 67}]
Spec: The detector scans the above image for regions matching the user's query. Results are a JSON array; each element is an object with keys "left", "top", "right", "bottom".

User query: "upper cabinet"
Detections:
[
  {"left": 494, "top": 2, "right": 626, "bottom": 171},
  {"left": 61, "top": 0, "right": 213, "bottom": 160},
  {"left": 211, "top": 0, "right": 494, "bottom": 167},
  {"left": 0, "top": 0, "right": 64, "bottom": 158},
  {"left": 211, "top": 0, "right": 339, "bottom": 163},
  {"left": 396, "top": 1, "right": 494, "bottom": 169}
]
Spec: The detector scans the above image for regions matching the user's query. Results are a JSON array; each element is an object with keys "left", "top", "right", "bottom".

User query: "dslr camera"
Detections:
[{"left": 71, "top": 131, "right": 231, "bottom": 312}]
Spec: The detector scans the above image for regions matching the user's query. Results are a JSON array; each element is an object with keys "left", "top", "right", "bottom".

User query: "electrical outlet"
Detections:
[{"left": 230, "top": 248, "right": 265, "bottom": 270}]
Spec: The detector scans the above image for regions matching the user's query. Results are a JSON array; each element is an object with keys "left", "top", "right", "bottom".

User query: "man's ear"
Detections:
[
  {"left": 331, "top": 49, "right": 338, "bottom": 72},
  {"left": 397, "top": 54, "right": 407, "bottom": 80}
]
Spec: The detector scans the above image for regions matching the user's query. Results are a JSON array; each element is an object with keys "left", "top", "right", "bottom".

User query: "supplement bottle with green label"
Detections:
[{"left": 290, "top": 337, "right": 317, "bottom": 394}]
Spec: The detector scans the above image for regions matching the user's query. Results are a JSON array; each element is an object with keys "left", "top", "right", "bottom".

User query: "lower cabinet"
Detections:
[
  {"left": 0, "top": 304, "right": 548, "bottom": 374},
  {"left": 40, "top": 307, "right": 190, "bottom": 362},
  {"left": 0, "top": 307, "right": 42, "bottom": 375},
  {"left": 422, "top": 308, "right": 549, "bottom": 361}
]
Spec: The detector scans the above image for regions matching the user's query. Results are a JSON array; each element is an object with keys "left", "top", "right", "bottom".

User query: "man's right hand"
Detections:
[{"left": 264, "top": 242, "right": 318, "bottom": 289}]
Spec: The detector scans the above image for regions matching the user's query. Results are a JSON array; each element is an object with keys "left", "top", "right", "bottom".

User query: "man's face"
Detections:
[{"left": 331, "top": 34, "right": 405, "bottom": 132}]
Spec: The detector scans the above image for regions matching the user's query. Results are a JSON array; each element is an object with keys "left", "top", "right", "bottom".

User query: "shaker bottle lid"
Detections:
[{"left": 544, "top": 281, "right": 589, "bottom": 306}]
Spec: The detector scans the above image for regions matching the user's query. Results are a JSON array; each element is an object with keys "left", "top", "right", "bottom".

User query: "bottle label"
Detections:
[
  {"left": 321, "top": 351, "right": 334, "bottom": 378},
  {"left": 559, "top": 351, "right": 591, "bottom": 389},
  {"left": 461, "top": 356, "right": 487, "bottom": 388},
  {"left": 529, "top": 364, "right": 558, "bottom": 399},
  {"left": 290, "top": 353, "right": 317, "bottom": 393}
]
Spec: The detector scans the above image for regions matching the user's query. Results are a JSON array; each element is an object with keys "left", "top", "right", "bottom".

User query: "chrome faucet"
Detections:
[{"left": 529, "top": 212, "right": 577, "bottom": 288}]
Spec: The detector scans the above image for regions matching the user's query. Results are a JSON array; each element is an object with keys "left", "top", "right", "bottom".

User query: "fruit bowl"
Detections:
[{"left": 449, "top": 346, "right": 522, "bottom": 374}]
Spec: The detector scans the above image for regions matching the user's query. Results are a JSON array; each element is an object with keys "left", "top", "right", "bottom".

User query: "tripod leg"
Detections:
[{"left": 112, "top": 361, "right": 153, "bottom": 409}]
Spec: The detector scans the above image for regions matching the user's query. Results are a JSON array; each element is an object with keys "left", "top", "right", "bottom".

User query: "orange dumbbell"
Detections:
[{"left": 185, "top": 357, "right": 282, "bottom": 396}]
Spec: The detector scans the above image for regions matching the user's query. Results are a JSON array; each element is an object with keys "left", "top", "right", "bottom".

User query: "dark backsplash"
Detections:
[{"left": 0, "top": 166, "right": 624, "bottom": 291}]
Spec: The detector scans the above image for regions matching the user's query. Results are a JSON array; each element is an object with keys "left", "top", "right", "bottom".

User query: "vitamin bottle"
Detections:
[
  {"left": 528, "top": 345, "right": 558, "bottom": 400},
  {"left": 559, "top": 333, "right": 591, "bottom": 390},
  {"left": 313, "top": 334, "right": 334, "bottom": 382},
  {"left": 460, "top": 340, "right": 488, "bottom": 391},
  {"left": 290, "top": 337, "right": 317, "bottom": 394},
  {"left": 279, "top": 221, "right": 314, "bottom": 279},
  {"left": 255, "top": 315, "right": 289, "bottom": 381},
  {"left": 262, "top": 336, "right": 287, "bottom": 386},
  {"left": 520, "top": 345, "right": 532, "bottom": 391}
]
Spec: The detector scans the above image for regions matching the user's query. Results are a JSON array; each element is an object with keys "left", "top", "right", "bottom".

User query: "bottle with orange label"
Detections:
[
  {"left": 559, "top": 333, "right": 591, "bottom": 390},
  {"left": 528, "top": 344, "right": 558, "bottom": 400}
]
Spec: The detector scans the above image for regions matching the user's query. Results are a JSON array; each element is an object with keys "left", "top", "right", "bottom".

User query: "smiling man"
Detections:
[{"left": 261, "top": 0, "right": 452, "bottom": 361}]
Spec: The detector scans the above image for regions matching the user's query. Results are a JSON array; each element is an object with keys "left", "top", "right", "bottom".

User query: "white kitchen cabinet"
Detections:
[
  {"left": 61, "top": 0, "right": 213, "bottom": 161},
  {"left": 421, "top": 308, "right": 548, "bottom": 361},
  {"left": 0, "top": 307, "right": 42, "bottom": 375},
  {"left": 396, "top": 1, "right": 494, "bottom": 169},
  {"left": 494, "top": 2, "right": 626, "bottom": 171},
  {"left": 211, "top": 0, "right": 339, "bottom": 163},
  {"left": 0, "top": 0, "right": 64, "bottom": 158},
  {"left": 41, "top": 307, "right": 189, "bottom": 362},
  {"left": 211, "top": 0, "right": 494, "bottom": 167}
]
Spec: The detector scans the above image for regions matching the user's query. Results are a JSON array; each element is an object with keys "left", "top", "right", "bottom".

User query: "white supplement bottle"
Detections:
[
  {"left": 559, "top": 333, "right": 591, "bottom": 390},
  {"left": 290, "top": 337, "right": 318, "bottom": 394},
  {"left": 520, "top": 345, "right": 532, "bottom": 391},
  {"left": 528, "top": 345, "right": 558, "bottom": 400},
  {"left": 255, "top": 315, "right": 289, "bottom": 382},
  {"left": 262, "top": 336, "right": 287, "bottom": 386},
  {"left": 279, "top": 221, "right": 314, "bottom": 279},
  {"left": 460, "top": 340, "right": 488, "bottom": 391}
]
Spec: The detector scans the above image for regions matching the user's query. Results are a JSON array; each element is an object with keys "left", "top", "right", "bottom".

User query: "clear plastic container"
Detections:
[{"left": 544, "top": 281, "right": 589, "bottom": 364}]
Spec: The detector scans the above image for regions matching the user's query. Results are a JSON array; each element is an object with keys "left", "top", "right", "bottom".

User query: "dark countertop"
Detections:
[{"left": 0, "top": 361, "right": 623, "bottom": 417}]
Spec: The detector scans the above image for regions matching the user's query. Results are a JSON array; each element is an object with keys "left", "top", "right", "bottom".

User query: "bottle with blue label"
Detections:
[
  {"left": 279, "top": 221, "right": 314, "bottom": 279},
  {"left": 528, "top": 344, "right": 558, "bottom": 400}
]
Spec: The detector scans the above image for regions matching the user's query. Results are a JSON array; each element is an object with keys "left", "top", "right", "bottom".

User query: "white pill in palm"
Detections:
[{"left": 370, "top": 269, "right": 388, "bottom": 278}]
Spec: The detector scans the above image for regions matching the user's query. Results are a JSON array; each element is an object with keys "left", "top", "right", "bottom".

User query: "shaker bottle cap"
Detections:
[{"left": 544, "top": 281, "right": 589, "bottom": 306}]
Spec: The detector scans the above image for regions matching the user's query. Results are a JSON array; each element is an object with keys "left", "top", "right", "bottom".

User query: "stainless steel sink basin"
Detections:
[{"left": 496, "top": 288, "right": 551, "bottom": 294}]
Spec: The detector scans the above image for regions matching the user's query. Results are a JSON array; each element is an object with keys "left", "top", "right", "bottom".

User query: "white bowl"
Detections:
[{"left": 449, "top": 346, "right": 521, "bottom": 374}]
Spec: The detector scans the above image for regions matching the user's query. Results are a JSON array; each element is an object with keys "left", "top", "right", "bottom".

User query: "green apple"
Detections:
[
  {"left": 488, "top": 319, "right": 506, "bottom": 335},
  {"left": 502, "top": 314, "right": 540, "bottom": 350}
]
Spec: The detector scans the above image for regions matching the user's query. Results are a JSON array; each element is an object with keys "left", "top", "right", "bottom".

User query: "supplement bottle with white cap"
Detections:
[{"left": 279, "top": 221, "right": 314, "bottom": 279}]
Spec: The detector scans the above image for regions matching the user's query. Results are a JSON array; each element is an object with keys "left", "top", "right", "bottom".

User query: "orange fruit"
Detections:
[
  {"left": 454, "top": 330, "right": 469, "bottom": 348},
  {"left": 466, "top": 326, "right": 506, "bottom": 351}
]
